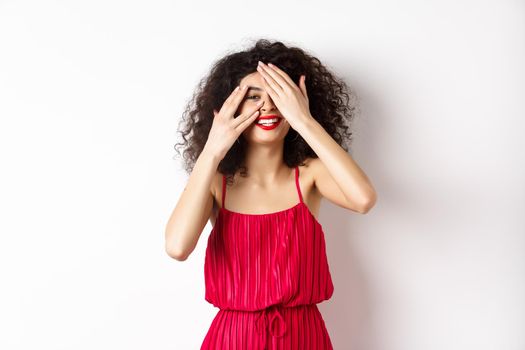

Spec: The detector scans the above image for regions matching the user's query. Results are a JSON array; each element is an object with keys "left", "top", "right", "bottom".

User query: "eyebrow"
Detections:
[{"left": 247, "top": 86, "right": 263, "bottom": 91}]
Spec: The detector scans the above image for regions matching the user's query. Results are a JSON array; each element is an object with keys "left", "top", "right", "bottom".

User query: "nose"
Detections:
[{"left": 259, "top": 94, "right": 277, "bottom": 113}]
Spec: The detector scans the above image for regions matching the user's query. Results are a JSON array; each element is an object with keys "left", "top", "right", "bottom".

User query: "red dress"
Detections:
[{"left": 201, "top": 166, "right": 334, "bottom": 349}]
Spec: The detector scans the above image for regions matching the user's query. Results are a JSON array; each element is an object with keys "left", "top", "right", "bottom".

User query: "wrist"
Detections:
[
  {"left": 201, "top": 144, "right": 223, "bottom": 165},
  {"left": 294, "top": 114, "right": 319, "bottom": 135}
]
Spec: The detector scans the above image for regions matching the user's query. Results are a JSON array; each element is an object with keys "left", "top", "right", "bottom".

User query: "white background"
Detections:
[{"left": 1, "top": 0, "right": 524, "bottom": 349}]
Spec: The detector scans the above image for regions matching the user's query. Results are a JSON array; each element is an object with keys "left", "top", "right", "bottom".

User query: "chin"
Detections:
[{"left": 243, "top": 126, "right": 290, "bottom": 145}]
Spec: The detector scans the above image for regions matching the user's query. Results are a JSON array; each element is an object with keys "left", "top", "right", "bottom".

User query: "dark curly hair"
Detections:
[{"left": 174, "top": 38, "right": 358, "bottom": 185}]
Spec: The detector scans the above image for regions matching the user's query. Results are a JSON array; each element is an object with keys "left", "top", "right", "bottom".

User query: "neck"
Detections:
[{"left": 242, "top": 140, "right": 288, "bottom": 184}]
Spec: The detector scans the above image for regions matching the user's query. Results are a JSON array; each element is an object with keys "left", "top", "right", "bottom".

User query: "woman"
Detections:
[{"left": 165, "top": 39, "right": 377, "bottom": 349}]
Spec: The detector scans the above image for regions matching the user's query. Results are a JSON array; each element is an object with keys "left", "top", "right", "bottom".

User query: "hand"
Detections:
[
  {"left": 256, "top": 61, "right": 314, "bottom": 130},
  {"left": 204, "top": 85, "right": 263, "bottom": 160}
]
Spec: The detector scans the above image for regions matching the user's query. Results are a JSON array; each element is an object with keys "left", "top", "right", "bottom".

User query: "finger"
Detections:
[
  {"left": 218, "top": 85, "right": 241, "bottom": 114},
  {"left": 234, "top": 108, "right": 261, "bottom": 131},
  {"left": 224, "top": 85, "right": 241, "bottom": 104},
  {"left": 259, "top": 75, "right": 280, "bottom": 103},
  {"left": 222, "top": 85, "right": 249, "bottom": 118},
  {"left": 299, "top": 75, "right": 309, "bottom": 100},
  {"left": 267, "top": 63, "right": 298, "bottom": 89},
  {"left": 257, "top": 63, "right": 284, "bottom": 94},
  {"left": 232, "top": 101, "right": 263, "bottom": 128},
  {"left": 231, "top": 84, "right": 250, "bottom": 106}
]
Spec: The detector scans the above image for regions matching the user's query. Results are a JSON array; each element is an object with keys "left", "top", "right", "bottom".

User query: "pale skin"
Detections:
[{"left": 165, "top": 61, "right": 377, "bottom": 261}]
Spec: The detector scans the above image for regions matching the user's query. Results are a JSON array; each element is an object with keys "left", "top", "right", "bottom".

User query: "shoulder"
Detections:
[
  {"left": 298, "top": 156, "right": 322, "bottom": 195},
  {"left": 299, "top": 157, "right": 321, "bottom": 183}
]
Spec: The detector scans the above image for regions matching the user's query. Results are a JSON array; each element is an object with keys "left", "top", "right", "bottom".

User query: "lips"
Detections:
[
  {"left": 255, "top": 114, "right": 282, "bottom": 130},
  {"left": 256, "top": 114, "right": 282, "bottom": 122}
]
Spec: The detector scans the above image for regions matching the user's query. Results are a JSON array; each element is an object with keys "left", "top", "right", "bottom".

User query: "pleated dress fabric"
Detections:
[{"left": 201, "top": 166, "right": 334, "bottom": 350}]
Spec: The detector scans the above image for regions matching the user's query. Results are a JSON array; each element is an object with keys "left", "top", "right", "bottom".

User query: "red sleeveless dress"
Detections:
[{"left": 201, "top": 166, "right": 334, "bottom": 349}]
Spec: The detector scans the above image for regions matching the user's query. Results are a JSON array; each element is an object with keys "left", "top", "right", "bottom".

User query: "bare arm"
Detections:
[
  {"left": 164, "top": 84, "right": 263, "bottom": 261},
  {"left": 306, "top": 143, "right": 377, "bottom": 214},
  {"left": 256, "top": 62, "right": 377, "bottom": 214},
  {"left": 164, "top": 146, "right": 220, "bottom": 261}
]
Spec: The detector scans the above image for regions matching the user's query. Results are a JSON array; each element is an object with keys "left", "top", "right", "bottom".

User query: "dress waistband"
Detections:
[
  {"left": 251, "top": 304, "right": 317, "bottom": 349},
  {"left": 217, "top": 304, "right": 317, "bottom": 348},
  {"left": 255, "top": 304, "right": 287, "bottom": 348}
]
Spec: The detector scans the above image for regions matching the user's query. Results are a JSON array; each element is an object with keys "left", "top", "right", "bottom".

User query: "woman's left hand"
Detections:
[{"left": 256, "top": 61, "right": 314, "bottom": 130}]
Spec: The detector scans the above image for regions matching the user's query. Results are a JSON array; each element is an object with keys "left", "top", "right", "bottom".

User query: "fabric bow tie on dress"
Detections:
[{"left": 254, "top": 305, "right": 287, "bottom": 348}]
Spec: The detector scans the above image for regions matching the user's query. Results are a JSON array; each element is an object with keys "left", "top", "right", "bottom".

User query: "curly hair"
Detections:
[{"left": 173, "top": 38, "right": 358, "bottom": 185}]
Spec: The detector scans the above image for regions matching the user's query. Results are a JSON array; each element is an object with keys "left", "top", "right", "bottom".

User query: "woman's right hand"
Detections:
[{"left": 204, "top": 85, "right": 263, "bottom": 160}]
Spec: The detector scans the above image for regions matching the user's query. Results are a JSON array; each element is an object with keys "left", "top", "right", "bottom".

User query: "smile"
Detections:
[{"left": 255, "top": 115, "right": 282, "bottom": 130}]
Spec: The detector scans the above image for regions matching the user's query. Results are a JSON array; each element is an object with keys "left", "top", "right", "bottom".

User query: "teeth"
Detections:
[{"left": 257, "top": 118, "right": 279, "bottom": 125}]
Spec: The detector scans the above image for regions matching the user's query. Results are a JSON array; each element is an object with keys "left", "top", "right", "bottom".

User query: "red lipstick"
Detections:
[{"left": 255, "top": 115, "right": 282, "bottom": 130}]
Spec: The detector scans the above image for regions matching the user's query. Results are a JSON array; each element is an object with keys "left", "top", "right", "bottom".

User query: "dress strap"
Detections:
[
  {"left": 294, "top": 166, "right": 304, "bottom": 204},
  {"left": 221, "top": 174, "right": 227, "bottom": 209}
]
